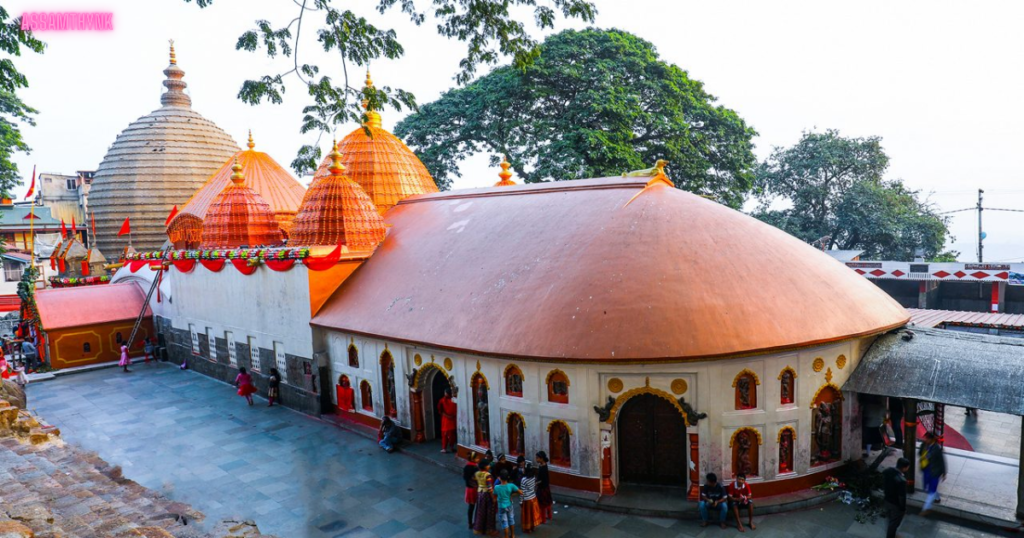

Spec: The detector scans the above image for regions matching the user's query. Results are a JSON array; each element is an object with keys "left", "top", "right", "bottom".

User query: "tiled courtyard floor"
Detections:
[
  {"left": 24, "top": 363, "right": 1020, "bottom": 538},
  {"left": 944, "top": 406, "right": 1021, "bottom": 459}
]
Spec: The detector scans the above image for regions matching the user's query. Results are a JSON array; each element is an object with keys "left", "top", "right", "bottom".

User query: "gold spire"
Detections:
[
  {"left": 247, "top": 129, "right": 255, "bottom": 150},
  {"left": 361, "top": 68, "right": 382, "bottom": 129},
  {"left": 328, "top": 141, "right": 346, "bottom": 176},
  {"left": 230, "top": 157, "right": 245, "bottom": 185},
  {"left": 161, "top": 39, "right": 191, "bottom": 107},
  {"left": 365, "top": 69, "right": 374, "bottom": 90},
  {"left": 169, "top": 39, "right": 176, "bottom": 65},
  {"left": 494, "top": 155, "right": 516, "bottom": 187}
]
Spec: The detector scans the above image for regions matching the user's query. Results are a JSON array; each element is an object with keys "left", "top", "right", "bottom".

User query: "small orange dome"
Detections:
[
  {"left": 494, "top": 156, "right": 516, "bottom": 187},
  {"left": 168, "top": 132, "right": 306, "bottom": 248},
  {"left": 308, "top": 72, "right": 437, "bottom": 215},
  {"left": 290, "top": 143, "right": 387, "bottom": 249},
  {"left": 200, "top": 158, "right": 284, "bottom": 248}
]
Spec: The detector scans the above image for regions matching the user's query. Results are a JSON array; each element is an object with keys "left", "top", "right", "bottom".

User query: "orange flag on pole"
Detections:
[
  {"left": 71, "top": 216, "right": 77, "bottom": 239},
  {"left": 25, "top": 165, "right": 36, "bottom": 199},
  {"left": 164, "top": 205, "right": 179, "bottom": 227},
  {"left": 60, "top": 219, "right": 67, "bottom": 239},
  {"left": 90, "top": 212, "right": 96, "bottom": 238},
  {"left": 117, "top": 217, "right": 131, "bottom": 236}
]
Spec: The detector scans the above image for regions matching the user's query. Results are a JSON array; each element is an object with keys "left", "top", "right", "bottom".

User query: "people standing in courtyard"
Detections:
[
  {"left": 119, "top": 343, "right": 132, "bottom": 373},
  {"left": 480, "top": 450, "right": 494, "bottom": 471},
  {"left": 473, "top": 460, "right": 497, "bottom": 535},
  {"left": 234, "top": 367, "right": 256, "bottom": 405},
  {"left": 13, "top": 363, "right": 27, "bottom": 388},
  {"left": 438, "top": 388, "right": 458, "bottom": 453},
  {"left": 699, "top": 472, "right": 729, "bottom": 528},
  {"left": 861, "top": 394, "right": 886, "bottom": 455},
  {"left": 919, "top": 432, "right": 946, "bottom": 515},
  {"left": 463, "top": 453, "right": 479, "bottom": 529},
  {"left": 883, "top": 458, "right": 910, "bottom": 538},
  {"left": 267, "top": 368, "right": 281, "bottom": 407},
  {"left": 519, "top": 465, "right": 542, "bottom": 534},
  {"left": 144, "top": 337, "right": 155, "bottom": 363},
  {"left": 493, "top": 453, "right": 514, "bottom": 482},
  {"left": 493, "top": 470, "right": 520, "bottom": 538},
  {"left": 513, "top": 455, "right": 526, "bottom": 486},
  {"left": 0, "top": 353, "right": 9, "bottom": 379},
  {"left": 379, "top": 416, "right": 400, "bottom": 452},
  {"left": 728, "top": 473, "right": 755, "bottom": 532},
  {"left": 534, "top": 451, "right": 553, "bottom": 524}
]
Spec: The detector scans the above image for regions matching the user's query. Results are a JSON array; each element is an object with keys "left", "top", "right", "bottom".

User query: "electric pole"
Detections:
[{"left": 977, "top": 188, "right": 984, "bottom": 263}]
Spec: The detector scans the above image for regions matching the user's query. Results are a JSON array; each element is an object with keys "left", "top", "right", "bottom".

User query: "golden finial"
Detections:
[
  {"left": 365, "top": 69, "right": 374, "bottom": 89},
  {"left": 169, "top": 39, "right": 176, "bottom": 65},
  {"left": 247, "top": 129, "right": 255, "bottom": 150},
  {"left": 494, "top": 155, "right": 516, "bottom": 186},
  {"left": 230, "top": 156, "right": 244, "bottom": 185},
  {"left": 328, "top": 140, "right": 346, "bottom": 176}
]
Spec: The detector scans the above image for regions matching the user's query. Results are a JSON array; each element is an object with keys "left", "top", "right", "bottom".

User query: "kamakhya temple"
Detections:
[{"left": 35, "top": 46, "right": 915, "bottom": 499}]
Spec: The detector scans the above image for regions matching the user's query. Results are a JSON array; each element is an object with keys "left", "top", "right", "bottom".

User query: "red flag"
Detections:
[
  {"left": 117, "top": 217, "right": 131, "bottom": 236},
  {"left": 164, "top": 205, "right": 179, "bottom": 227},
  {"left": 24, "top": 166, "right": 35, "bottom": 199},
  {"left": 90, "top": 212, "right": 96, "bottom": 238},
  {"left": 60, "top": 219, "right": 68, "bottom": 239},
  {"left": 71, "top": 216, "right": 77, "bottom": 239}
]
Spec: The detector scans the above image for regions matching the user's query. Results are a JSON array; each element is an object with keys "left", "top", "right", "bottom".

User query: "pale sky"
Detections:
[{"left": 8, "top": 0, "right": 1024, "bottom": 261}]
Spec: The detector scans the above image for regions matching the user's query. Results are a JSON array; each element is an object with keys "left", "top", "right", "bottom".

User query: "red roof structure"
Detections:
[
  {"left": 36, "top": 282, "right": 151, "bottom": 331},
  {"left": 312, "top": 176, "right": 909, "bottom": 362},
  {"left": 201, "top": 159, "right": 284, "bottom": 248},
  {"left": 907, "top": 308, "right": 1024, "bottom": 329}
]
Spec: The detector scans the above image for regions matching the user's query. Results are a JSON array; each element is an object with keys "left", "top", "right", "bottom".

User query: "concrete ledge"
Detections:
[{"left": 27, "top": 359, "right": 129, "bottom": 382}]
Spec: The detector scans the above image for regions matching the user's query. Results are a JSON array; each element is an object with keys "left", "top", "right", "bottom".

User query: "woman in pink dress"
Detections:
[
  {"left": 234, "top": 367, "right": 257, "bottom": 406},
  {"left": 119, "top": 343, "right": 131, "bottom": 373}
]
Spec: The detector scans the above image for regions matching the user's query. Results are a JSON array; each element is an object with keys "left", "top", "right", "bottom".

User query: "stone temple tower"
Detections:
[{"left": 89, "top": 41, "right": 239, "bottom": 258}]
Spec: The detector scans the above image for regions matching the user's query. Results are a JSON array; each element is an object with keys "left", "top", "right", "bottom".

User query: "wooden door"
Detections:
[{"left": 617, "top": 394, "right": 687, "bottom": 486}]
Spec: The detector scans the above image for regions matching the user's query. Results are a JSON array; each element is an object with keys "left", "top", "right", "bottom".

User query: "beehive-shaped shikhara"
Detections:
[
  {"left": 200, "top": 159, "right": 284, "bottom": 248},
  {"left": 307, "top": 72, "right": 437, "bottom": 215},
  {"left": 290, "top": 143, "right": 386, "bottom": 249},
  {"left": 494, "top": 156, "right": 516, "bottom": 187},
  {"left": 167, "top": 132, "right": 306, "bottom": 248}
]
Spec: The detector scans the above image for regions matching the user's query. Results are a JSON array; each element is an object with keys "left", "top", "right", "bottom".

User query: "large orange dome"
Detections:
[
  {"left": 168, "top": 132, "right": 306, "bottom": 248},
  {"left": 309, "top": 72, "right": 438, "bottom": 215},
  {"left": 290, "top": 144, "right": 386, "bottom": 250},
  {"left": 201, "top": 159, "right": 284, "bottom": 248}
]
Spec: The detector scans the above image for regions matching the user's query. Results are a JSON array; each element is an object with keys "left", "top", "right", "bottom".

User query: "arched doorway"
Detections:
[
  {"left": 617, "top": 393, "right": 687, "bottom": 486},
  {"left": 421, "top": 366, "right": 452, "bottom": 442}
]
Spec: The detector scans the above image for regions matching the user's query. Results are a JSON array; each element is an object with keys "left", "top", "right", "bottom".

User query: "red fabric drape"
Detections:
[
  {"left": 265, "top": 259, "right": 297, "bottom": 272},
  {"left": 49, "top": 257, "right": 56, "bottom": 270},
  {"left": 58, "top": 258, "right": 66, "bottom": 273},
  {"left": 200, "top": 259, "right": 226, "bottom": 272},
  {"left": 303, "top": 244, "right": 342, "bottom": 271},
  {"left": 172, "top": 259, "right": 197, "bottom": 273},
  {"left": 128, "top": 260, "right": 148, "bottom": 273},
  {"left": 230, "top": 258, "right": 259, "bottom": 275},
  {"left": 80, "top": 261, "right": 90, "bottom": 276}
]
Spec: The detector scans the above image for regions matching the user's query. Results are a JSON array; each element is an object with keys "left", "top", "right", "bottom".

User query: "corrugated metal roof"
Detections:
[
  {"left": 844, "top": 327, "right": 1024, "bottom": 415},
  {"left": 908, "top": 308, "right": 1024, "bottom": 329}
]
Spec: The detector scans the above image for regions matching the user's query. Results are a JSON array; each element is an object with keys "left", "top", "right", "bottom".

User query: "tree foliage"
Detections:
[
  {"left": 0, "top": 7, "right": 44, "bottom": 200},
  {"left": 395, "top": 28, "right": 758, "bottom": 205},
  {"left": 753, "top": 130, "right": 955, "bottom": 261},
  {"left": 184, "top": 0, "right": 596, "bottom": 175}
]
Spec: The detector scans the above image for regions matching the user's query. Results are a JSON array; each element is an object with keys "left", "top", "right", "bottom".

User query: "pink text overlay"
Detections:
[{"left": 21, "top": 12, "right": 113, "bottom": 31}]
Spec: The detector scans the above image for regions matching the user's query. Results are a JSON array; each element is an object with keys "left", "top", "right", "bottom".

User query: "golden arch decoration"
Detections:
[
  {"left": 546, "top": 419, "right": 573, "bottom": 435},
  {"left": 380, "top": 349, "right": 394, "bottom": 366},
  {"left": 414, "top": 361, "right": 450, "bottom": 389},
  {"left": 606, "top": 386, "right": 691, "bottom": 427},
  {"left": 729, "top": 427, "right": 763, "bottom": 447},
  {"left": 809, "top": 382, "right": 844, "bottom": 408},
  {"left": 545, "top": 368, "right": 571, "bottom": 387},
  {"left": 777, "top": 366, "right": 797, "bottom": 380},
  {"left": 731, "top": 368, "right": 761, "bottom": 387},
  {"left": 503, "top": 363, "right": 523, "bottom": 379},
  {"left": 505, "top": 411, "right": 526, "bottom": 429},
  {"left": 777, "top": 425, "right": 796, "bottom": 444},
  {"left": 471, "top": 371, "right": 490, "bottom": 390}
]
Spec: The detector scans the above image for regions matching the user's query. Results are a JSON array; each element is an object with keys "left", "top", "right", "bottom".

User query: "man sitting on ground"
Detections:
[
  {"left": 728, "top": 473, "right": 755, "bottom": 532},
  {"left": 699, "top": 472, "right": 729, "bottom": 528}
]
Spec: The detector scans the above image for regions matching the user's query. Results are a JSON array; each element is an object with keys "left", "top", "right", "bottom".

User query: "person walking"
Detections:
[
  {"left": 143, "top": 337, "right": 155, "bottom": 364},
  {"left": 119, "top": 343, "right": 132, "bottom": 373},
  {"left": 438, "top": 388, "right": 458, "bottom": 453},
  {"left": 472, "top": 460, "right": 497, "bottom": 535},
  {"left": 519, "top": 465, "right": 542, "bottom": 534},
  {"left": 234, "top": 367, "right": 256, "bottom": 406},
  {"left": 919, "top": 432, "right": 946, "bottom": 515},
  {"left": 267, "top": 368, "right": 282, "bottom": 407},
  {"left": 493, "top": 470, "right": 520, "bottom": 538},
  {"left": 883, "top": 458, "right": 910, "bottom": 538},
  {"left": 698, "top": 473, "right": 729, "bottom": 529},
  {"left": 727, "top": 473, "right": 755, "bottom": 531},
  {"left": 534, "top": 451, "right": 553, "bottom": 524},
  {"left": 463, "top": 453, "right": 479, "bottom": 530}
]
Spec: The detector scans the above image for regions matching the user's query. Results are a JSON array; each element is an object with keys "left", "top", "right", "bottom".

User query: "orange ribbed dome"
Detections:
[
  {"left": 290, "top": 144, "right": 386, "bottom": 249},
  {"left": 168, "top": 131, "right": 306, "bottom": 248},
  {"left": 201, "top": 159, "right": 284, "bottom": 248},
  {"left": 308, "top": 72, "right": 437, "bottom": 215}
]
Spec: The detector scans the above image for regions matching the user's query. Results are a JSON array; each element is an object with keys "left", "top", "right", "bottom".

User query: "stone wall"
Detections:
[{"left": 157, "top": 316, "right": 323, "bottom": 416}]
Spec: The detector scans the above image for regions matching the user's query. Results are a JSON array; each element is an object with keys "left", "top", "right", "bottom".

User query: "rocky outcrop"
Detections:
[{"left": 0, "top": 379, "right": 25, "bottom": 410}]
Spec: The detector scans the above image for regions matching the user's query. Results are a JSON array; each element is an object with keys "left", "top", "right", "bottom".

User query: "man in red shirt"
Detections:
[
  {"left": 438, "top": 388, "right": 458, "bottom": 454},
  {"left": 728, "top": 473, "right": 755, "bottom": 532}
]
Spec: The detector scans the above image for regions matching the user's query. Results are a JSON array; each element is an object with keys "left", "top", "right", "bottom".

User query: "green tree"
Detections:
[
  {"left": 395, "top": 28, "right": 758, "bottom": 205},
  {"left": 753, "top": 130, "right": 955, "bottom": 260},
  {"left": 184, "top": 0, "right": 596, "bottom": 175},
  {"left": 0, "top": 7, "right": 44, "bottom": 199}
]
